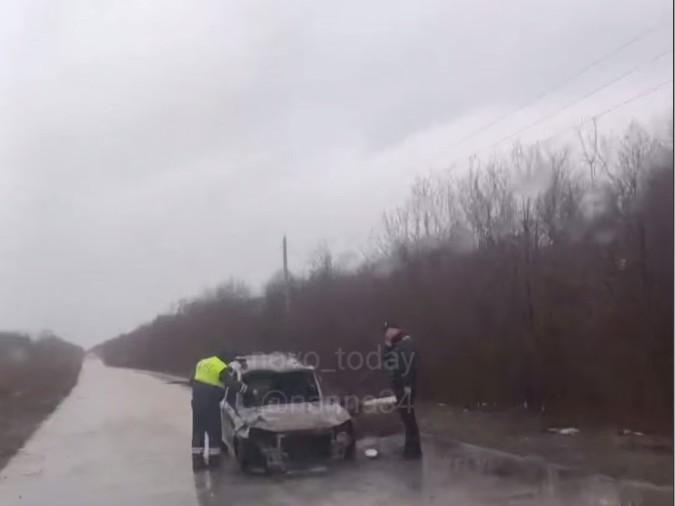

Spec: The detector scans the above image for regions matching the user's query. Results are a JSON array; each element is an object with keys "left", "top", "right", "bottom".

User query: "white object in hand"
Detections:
[{"left": 361, "top": 396, "right": 397, "bottom": 414}]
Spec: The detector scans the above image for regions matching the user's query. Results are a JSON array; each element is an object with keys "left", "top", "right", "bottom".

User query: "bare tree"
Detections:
[
  {"left": 99, "top": 118, "right": 674, "bottom": 431},
  {"left": 460, "top": 157, "right": 516, "bottom": 247}
]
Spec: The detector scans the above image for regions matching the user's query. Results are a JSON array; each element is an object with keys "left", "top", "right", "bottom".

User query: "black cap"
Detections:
[{"left": 217, "top": 347, "right": 237, "bottom": 363}]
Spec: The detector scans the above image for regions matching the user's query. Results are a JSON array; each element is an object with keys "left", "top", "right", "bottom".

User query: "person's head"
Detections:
[
  {"left": 382, "top": 321, "right": 402, "bottom": 344},
  {"left": 217, "top": 348, "right": 236, "bottom": 363}
]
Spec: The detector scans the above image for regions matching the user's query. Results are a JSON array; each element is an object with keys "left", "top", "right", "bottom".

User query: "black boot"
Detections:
[
  {"left": 403, "top": 438, "right": 422, "bottom": 460},
  {"left": 192, "top": 454, "right": 206, "bottom": 471}
]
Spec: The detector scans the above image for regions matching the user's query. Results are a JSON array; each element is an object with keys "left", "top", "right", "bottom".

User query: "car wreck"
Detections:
[{"left": 221, "top": 353, "right": 355, "bottom": 473}]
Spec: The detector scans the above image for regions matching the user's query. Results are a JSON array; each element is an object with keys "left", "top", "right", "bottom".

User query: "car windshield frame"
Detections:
[{"left": 241, "top": 369, "right": 321, "bottom": 407}]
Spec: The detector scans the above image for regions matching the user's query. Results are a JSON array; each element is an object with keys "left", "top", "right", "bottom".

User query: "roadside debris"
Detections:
[
  {"left": 364, "top": 448, "right": 379, "bottom": 459},
  {"left": 619, "top": 429, "right": 645, "bottom": 437},
  {"left": 547, "top": 427, "right": 580, "bottom": 436}
]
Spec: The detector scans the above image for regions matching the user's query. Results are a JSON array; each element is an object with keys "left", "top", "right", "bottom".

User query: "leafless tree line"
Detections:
[{"left": 99, "top": 119, "right": 673, "bottom": 430}]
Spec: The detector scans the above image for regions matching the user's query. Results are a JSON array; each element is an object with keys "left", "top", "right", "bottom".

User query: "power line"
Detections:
[
  {"left": 447, "top": 78, "right": 673, "bottom": 167},
  {"left": 447, "top": 23, "right": 664, "bottom": 150},
  {"left": 540, "top": 78, "right": 673, "bottom": 144},
  {"left": 478, "top": 49, "right": 672, "bottom": 151}
]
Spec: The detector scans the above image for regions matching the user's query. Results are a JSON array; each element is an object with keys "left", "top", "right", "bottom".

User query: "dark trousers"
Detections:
[
  {"left": 396, "top": 388, "right": 421, "bottom": 457},
  {"left": 191, "top": 385, "right": 223, "bottom": 461}
]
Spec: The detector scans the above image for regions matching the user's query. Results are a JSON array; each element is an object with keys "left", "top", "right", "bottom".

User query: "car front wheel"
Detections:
[{"left": 235, "top": 437, "right": 267, "bottom": 473}]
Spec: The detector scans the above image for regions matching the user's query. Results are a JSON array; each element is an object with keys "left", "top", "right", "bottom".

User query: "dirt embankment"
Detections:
[{"left": 0, "top": 333, "right": 84, "bottom": 471}]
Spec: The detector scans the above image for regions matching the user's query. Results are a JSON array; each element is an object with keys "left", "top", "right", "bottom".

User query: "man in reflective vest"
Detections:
[{"left": 191, "top": 350, "right": 250, "bottom": 471}]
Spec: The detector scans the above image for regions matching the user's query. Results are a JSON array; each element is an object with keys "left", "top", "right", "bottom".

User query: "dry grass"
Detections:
[{"left": 0, "top": 335, "right": 83, "bottom": 471}]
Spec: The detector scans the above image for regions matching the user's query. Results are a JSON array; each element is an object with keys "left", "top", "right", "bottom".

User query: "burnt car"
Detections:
[{"left": 221, "top": 353, "right": 355, "bottom": 473}]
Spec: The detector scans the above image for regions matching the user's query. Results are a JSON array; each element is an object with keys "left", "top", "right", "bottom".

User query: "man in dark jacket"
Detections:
[
  {"left": 382, "top": 321, "right": 422, "bottom": 459},
  {"left": 190, "top": 350, "right": 253, "bottom": 471}
]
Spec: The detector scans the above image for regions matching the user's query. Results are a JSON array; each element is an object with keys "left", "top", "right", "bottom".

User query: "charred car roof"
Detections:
[{"left": 233, "top": 353, "right": 314, "bottom": 373}]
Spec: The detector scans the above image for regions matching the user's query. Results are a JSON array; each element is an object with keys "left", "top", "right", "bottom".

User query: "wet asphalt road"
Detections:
[{"left": 0, "top": 359, "right": 671, "bottom": 506}]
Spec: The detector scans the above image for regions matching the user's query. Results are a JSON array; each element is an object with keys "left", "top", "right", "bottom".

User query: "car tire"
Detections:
[
  {"left": 345, "top": 432, "right": 356, "bottom": 461},
  {"left": 343, "top": 423, "right": 356, "bottom": 461},
  {"left": 234, "top": 437, "right": 249, "bottom": 472},
  {"left": 235, "top": 437, "right": 267, "bottom": 473},
  {"left": 345, "top": 440, "right": 356, "bottom": 460}
]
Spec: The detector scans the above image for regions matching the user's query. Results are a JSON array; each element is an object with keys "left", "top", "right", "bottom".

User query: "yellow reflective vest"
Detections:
[{"left": 193, "top": 356, "right": 228, "bottom": 388}]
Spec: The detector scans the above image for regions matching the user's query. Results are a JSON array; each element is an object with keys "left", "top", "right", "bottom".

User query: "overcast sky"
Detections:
[{"left": 1, "top": 0, "right": 672, "bottom": 346}]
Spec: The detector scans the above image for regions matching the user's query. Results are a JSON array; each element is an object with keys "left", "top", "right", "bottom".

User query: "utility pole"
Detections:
[{"left": 282, "top": 236, "right": 290, "bottom": 315}]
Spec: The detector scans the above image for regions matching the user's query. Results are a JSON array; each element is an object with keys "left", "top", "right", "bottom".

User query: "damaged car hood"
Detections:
[{"left": 241, "top": 402, "right": 350, "bottom": 432}]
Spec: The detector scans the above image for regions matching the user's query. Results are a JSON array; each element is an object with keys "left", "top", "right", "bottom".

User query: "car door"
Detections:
[
  {"left": 220, "top": 369, "right": 242, "bottom": 451},
  {"left": 220, "top": 388, "right": 235, "bottom": 450}
]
